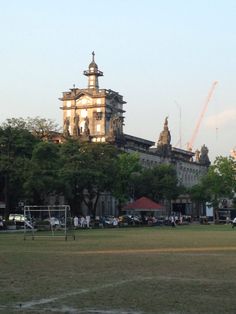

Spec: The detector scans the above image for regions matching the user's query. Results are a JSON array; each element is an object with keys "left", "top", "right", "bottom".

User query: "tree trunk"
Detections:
[
  {"left": 214, "top": 207, "right": 220, "bottom": 224},
  {"left": 92, "top": 193, "right": 100, "bottom": 218},
  {"left": 4, "top": 174, "right": 9, "bottom": 219},
  {"left": 117, "top": 200, "right": 122, "bottom": 217}
]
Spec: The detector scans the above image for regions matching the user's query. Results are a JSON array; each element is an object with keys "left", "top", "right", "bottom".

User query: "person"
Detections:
[
  {"left": 0, "top": 216, "right": 3, "bottom": 229},
  {"left": 86, "top": 215, "right": 91, "bottom": 228},
  {"left": 171, "top": 215, "right": 176, "bottom": 227},
  {"left": 74, "top": 216, "right": 79, "bottom": 229},
  {"left": 80, "top": 216, "right": 85, "bottom": 228},
  {"left": 232, "top": 217, "right": 236, "bottom": 228}
]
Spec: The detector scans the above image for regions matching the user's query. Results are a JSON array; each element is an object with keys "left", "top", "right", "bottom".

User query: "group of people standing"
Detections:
[
  {"left": 73, "top": 215, "right": 91, "bottom": 229},
  {"left": 73, "top": 215, "right": 120, "bottom": 229}
]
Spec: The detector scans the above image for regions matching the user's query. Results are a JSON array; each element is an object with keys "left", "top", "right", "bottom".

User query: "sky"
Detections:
[{"left": 0, "top": 0, "right": 236, "bottom": 161}]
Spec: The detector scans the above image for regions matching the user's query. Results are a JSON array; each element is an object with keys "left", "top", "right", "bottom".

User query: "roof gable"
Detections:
[{"left": 124, "top": 197, "right": 165, "bottom": 211}]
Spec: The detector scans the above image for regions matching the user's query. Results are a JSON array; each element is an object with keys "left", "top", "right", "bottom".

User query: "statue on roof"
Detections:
[
  {"left": 109, "top": 115, "right": 123, "bottom": 137},
  {"left": 157, "top": 117, "right": 171, "bottom": 146},
  {"left": 63, "top": 117, "right": 70, "bottom": 137},
  {"left": 73, "top": 114, "right": 80, "bottom": 137},
  {"left": 195, "top": 149, "right": 200, "bottom": 162},
  {"left": 84, "top": 116, "right": 90, "bottom": 136},
  {"left": 156, "top": 117, "right": 172, "bottom": 157},
  {"left": 164, "top": 116, "right": 168, "bottom": 128},
  {"left": 199, "top": 144, "right": 210, "bottom": 166}
]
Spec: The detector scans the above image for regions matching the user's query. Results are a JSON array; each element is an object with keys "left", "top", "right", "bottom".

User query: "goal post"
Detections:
[{"left": 23, "top": 205, "right": 75, "bottom": 241}]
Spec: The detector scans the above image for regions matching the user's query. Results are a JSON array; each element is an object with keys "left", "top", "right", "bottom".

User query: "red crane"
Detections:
[{"left": 187, "top": 81, "right": 218, "bottom": 151}]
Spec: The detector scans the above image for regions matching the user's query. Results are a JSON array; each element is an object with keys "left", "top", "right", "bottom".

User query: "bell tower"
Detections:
[
  {"left": 60, "top": 52, "right": 126, "bottom": 143},
  {"left": 83, "top": 51, "right": 103, "bottom": 89}
]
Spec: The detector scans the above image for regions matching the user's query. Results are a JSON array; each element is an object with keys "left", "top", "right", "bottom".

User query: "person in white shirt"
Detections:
[
  {"left": 74, "top": 216, "right": 79, "bottom": 229},
  {"left": 171, "top": 216, "right": 176, "bottom": 227},
  {"left": 0, "top": 217, "right": 3, "bottom": 229},
  {"left": 86, "top": 215, "right": 91, "bottom": 228},
  {"left": 80, "top": 216, "right": 85, "bottom": 228}
]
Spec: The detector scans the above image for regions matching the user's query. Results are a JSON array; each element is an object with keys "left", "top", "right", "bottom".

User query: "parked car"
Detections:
[
  {"left": 132, "top": 215, "right": 143, "bottom": 225},
  {"left": 8, "top": 214, "right": 33, "bottom": 229},
  {"left": 9, "top": 214, "right": 27, "bottom": 222},
  {"left": 119, "top": 215, "right": 135, "bottom": 226},
  {"left": 103, "top": 216, "right": 114, "bottom": 227}
]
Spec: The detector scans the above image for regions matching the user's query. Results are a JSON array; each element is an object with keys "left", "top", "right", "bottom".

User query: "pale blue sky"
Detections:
[{"left": 1, "top": 0, "right": 236, "bottom": 160}]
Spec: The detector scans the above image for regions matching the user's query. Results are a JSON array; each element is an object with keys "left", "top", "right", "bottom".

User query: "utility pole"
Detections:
[{"left": 175, "top": 101, "right": 182, "bottom": 149}]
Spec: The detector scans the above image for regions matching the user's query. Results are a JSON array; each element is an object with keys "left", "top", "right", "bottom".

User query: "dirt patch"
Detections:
[{"left": 61, "top": 246, "right": 236, "bottom": 255}]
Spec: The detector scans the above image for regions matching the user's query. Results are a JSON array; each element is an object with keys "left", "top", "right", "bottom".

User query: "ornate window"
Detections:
[{"left": 93, "top": 111, "right": 103, "bottom": 120}]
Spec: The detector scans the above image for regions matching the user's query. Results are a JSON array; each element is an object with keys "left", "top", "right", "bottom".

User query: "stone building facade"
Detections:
[
  {"left": 60, "top": 52, "right": 125, "bottom": 146},
  {"left": 59, "top": 53, "right": 210, "bottom": 217}
]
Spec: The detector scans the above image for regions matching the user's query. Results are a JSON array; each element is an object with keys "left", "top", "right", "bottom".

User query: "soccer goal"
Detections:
[{"left": 23, "top": 205, "right": 75, "bottom": 241}]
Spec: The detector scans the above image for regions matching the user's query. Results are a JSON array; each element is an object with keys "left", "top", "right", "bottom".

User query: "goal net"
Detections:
[{"left": 23, "top": 205, "right": 75, "bottom": 240}]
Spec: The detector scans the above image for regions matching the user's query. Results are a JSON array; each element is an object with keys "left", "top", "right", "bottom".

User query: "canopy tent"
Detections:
[{"left": 123, "top": 196, "right": 165, "bottom": 212}]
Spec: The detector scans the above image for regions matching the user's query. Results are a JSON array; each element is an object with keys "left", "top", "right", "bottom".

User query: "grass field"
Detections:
[{"left": 0, "top": 224, "right": 236, "bottom": 314}]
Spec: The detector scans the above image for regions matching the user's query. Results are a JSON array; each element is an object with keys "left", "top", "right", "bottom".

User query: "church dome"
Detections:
[
  {"left": 89, "top": 60, "right": 98, "bottom": 69},
  {"left": 89, "top": 51, "right": 98, "bottom": 70}
]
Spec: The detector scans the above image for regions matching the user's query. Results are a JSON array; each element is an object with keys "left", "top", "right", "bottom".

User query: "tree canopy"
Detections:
[
  {"left": 0, "top": 125, "right": 39, "bottom": 215},
  {"left": 1, "top": 116, "right": 219, "bottom": 218},
  {"left": 112, "top": 152, "right": 141, "bottom": 209},
  {"left": 3, "top": 117, "right": 61, "bottom": 140},
  {"left": 132, "top": 164, "right": 180, "bottom": 203},
  {"left": 23, "top": 141, "right": 61, "bottom": 205},
  {"left": 189, "top": 156, "right": 236, "bottom": 220},
  {"left": 59, "top": 140, "right": 120, "bottom": 215}
]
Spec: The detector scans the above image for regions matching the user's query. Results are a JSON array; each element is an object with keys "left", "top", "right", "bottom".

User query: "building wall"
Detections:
[
  {"left": 176, "top": 160, "right": 208, "bottom": 187},
  {"left": 59, "top": 55, "right": 210, "bottom": 217},
  {"left": 62, "top": 94, "right": 107, "bottom": 138}
]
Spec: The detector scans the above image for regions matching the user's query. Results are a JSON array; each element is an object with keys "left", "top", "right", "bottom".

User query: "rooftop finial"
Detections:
[
  {"left": 92, "top": 51, "right": 95, "bottom": 62},
  {"left": 164, "top": 116, "right": 168, "bottom": 127}
]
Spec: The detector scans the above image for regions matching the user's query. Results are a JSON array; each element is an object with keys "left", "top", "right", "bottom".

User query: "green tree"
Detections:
[
  {"left": 59, "top": 140, "right": 119, "bottom": 216},
  {"left": 26, "top": 117, "right": 61, "bottom": 140},
  {"left": 0, "top": 125, "right": 38, "bottom": 216},
  {"left": 58, "top": 138, "right": 84, "bottom": 215},
  {"left": 24, "top": 141, "right": 60, "bottom": 205},
  {"left": 198, "top": 156, "right": 236, "bottom": 221},
  {"left": 3, "top": 117, "right": 61, "bottom": 140},
  {"left": 78, "top": 143, "right": 118, "bottom": 216},
  {"left": 112, "top": 152, "right": 141, "bottom": 212},
  {"left": 188, "top": 183, "right": 210, "bottom": 217},
  {"left": 133, "top": 164, "right": 180, "bottom": 204}
]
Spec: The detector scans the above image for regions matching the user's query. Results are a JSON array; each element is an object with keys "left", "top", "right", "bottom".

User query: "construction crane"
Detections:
[{"left": 187, "top": 81, "right": 218, "bottom": 151}]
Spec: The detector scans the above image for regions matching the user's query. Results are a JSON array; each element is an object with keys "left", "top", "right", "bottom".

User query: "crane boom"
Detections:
[{"left": 187, "top": 81, "right": 218, "bottom": 151}]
